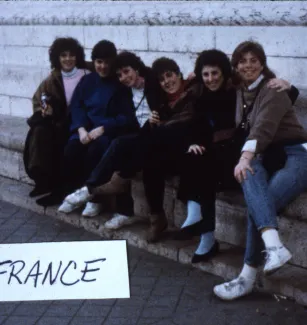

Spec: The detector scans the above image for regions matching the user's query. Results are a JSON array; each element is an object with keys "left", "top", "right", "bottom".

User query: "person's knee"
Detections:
[{"left": 92, "top": 135, "right": 111, "bottom": 150}]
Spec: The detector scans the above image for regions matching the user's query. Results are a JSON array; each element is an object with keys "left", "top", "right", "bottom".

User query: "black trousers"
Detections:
[
  {"left": 143, "top": 154, "right": 181, "bottom": 214},
  {"left": 85, "top": 124, "right": 191, "bottom": 217},
  {"left": 56, "top": 135, "right": 112, "bottom": 197},
  {"left": 141, "top": 125, "right": 192, "bottom": 215},
  {"left": 62, "top": 136, "right": 134, "bottom": 216},
  {"left": 86, "top": 124, "right": 189, "bottom": 188},
  {"left": 86, "top": 133, "right": 142, "bottom": 188},
  {"left": 178, "top": 153, "right": 216, "bottom": 233}
]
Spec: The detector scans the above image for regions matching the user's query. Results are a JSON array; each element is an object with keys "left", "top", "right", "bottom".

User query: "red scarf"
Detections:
[{"left": 167, "top": 80, "right": 188, "bottom": 108}]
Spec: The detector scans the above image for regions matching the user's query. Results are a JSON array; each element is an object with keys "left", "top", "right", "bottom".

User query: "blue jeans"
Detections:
[{"left": 241, "top": 144, "right": 307, "bottom": 266}]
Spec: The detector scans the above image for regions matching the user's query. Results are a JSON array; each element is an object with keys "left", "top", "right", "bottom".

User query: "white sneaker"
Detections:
[
  {"left": 263, "top": 246, "right": 292, "bottom": 275},
  {"left": 82, "top": 202, "right": 102, "bottom": 217},
  {"left": 65, "top": 186, "right": 92, "bottom": 205},
  {"left": 213, "top": 276, "right": 254, "bottom": 301},
  {"left": 58, "top": 201, "right": 82, "bottom": 214},
  {"left": 104, "top": 213, "right": 136, "bottom": 230}
]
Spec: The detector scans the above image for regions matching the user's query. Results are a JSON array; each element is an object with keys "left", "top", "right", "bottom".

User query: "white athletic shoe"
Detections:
[
  {"left": 81, "top": 202, "right": 102, "bottom": 217},
  {"left": 263, "top": 246, "right": 292, "bottom": 275},
  {"left": 104, "top": 213, "right": 136, "bottom": 230},
  {"left": 58, "top": 201, "right": 82, "bottom": 214},
  {"left": 65, "top": 186, "right": 92, "bottom": 205},
  {"left": 213, "top": 276, "right": 254, "bottom": 301}
]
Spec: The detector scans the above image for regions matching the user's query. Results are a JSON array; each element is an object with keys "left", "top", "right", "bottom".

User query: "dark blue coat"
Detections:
[{"left": 69, "top": 72, "right": 137, "bottom": 140}]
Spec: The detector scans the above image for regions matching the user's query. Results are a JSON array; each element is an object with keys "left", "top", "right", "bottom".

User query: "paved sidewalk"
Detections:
[{"left": 0, "top": 201, "right": 306, "bottom": 325}]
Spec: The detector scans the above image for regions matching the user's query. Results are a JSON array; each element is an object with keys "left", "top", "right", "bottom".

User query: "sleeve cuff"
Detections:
[{"left": 242, "top": 139, "right": 257, "bottom": 153}]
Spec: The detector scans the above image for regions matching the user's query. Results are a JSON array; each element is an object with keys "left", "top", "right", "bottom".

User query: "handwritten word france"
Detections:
[{"left": 0, "top": 258, "right": 106, "bottom": 287}]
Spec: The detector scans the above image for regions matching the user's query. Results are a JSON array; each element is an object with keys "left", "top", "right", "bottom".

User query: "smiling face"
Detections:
[
  {"left": 159, "top": 71, "right": 182, "bottom": 94},
  {"left": 59, "top": 51, "right": 77, "bottom": 72},
  {"left": 116, "top": 66, "right": 139, "bottom": 88},
  {"left": 94, "top": 59, "right": 111, "bottom": 77},
  {"left": 236, "top": 51, "right": 264, "bottom": 86},
  {"left": 201, "top": 65, "right": 224, "bottom": 92}
]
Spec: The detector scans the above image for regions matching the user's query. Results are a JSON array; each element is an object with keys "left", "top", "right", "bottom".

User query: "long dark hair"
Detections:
[
  {"left": 231, "top": 41, "right": 276, "bottom": 85},
  {"left": 49, "top": 37, "right": 86, "bottom": 70}
]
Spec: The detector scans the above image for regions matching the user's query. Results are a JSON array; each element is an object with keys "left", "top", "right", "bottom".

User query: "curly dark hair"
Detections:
[
  {"left": 113, "top": 51, "right": 147, "bottom": 77},
  {"left": 91, "top": 40, "right": 117, "bottom": 61},
  {"left": 231, "top": 41, "right": 276, "bottom": 84},
  {"left": 194, "top": 49, "right": 232, "bottom": 85},
  {"left": 49, "top": 37, "right": 86, "bottom": 70},
  {"left": 152, "top": 57, "right": 181, "bottom": 80}
]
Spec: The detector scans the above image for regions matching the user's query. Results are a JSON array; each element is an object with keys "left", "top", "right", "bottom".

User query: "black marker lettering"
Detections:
[
  {"left": 81, "top": 258, "right": 106, "bottom": 283},
  {"left": 60, "top": 261, "right": 80, "bottom": 286},
  {"left": 42, "top": 261, "right": 63, "bottom": 286},
  {"left": 24, "top": 260, "right": 43, "bottom": 288},
  {"left": 0, "top": 260, "right": 12, "bottom": 275},
  {"left": 8, "top": 260, "right": 25, "bottom": 284}
]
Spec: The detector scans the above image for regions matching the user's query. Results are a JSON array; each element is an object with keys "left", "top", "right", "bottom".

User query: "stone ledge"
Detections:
[
  {"left": 0, "top": 1, "right": 306, "bottom": 26},
  {"left": 0, "top": 114, "right": 28, "bottom": 152},
  {"left": 1, "top": 113, "right": 307, "bottom": 268},
  {"left": 0, "top": 174, "right": 306, "bottom": 306}
]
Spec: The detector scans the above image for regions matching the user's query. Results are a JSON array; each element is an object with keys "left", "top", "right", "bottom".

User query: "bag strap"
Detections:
[
  {"left": 135, "top": 93, "right": 145, "bottom": 111},
  {"left": 239, "top": 79, "right": 266, "bottom": 131}
]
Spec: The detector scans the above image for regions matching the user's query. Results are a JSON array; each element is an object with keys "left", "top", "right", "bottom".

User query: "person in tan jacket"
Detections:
[{"left": 214, "top": 41, "right": 307, "bottom": 301}]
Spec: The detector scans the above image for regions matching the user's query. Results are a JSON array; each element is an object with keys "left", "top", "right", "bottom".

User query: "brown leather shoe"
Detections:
[
  {"left": 93, "top": 172, "right": 130, "bottom": 195},
  {"left": 146, "top": 212, "right": 168, "bottom": 243}
]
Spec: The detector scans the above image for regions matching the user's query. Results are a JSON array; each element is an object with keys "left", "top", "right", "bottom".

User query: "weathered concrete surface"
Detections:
[
  {"left": 1, "top": 1, "right": 307, "bottom": 26},
  {"left": 1, "top": 114, "right": 307, "bottom": 268},
  {"left": 0, "top": 176, "right": 307, "bottom": 307},
  {"left": 1, "top": 200, "right": 306, "bottom": 324}
]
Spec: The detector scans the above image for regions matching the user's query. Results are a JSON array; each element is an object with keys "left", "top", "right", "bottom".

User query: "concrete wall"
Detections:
[{"left": 0, "top": 1, "right": 306, "bottom": 118}]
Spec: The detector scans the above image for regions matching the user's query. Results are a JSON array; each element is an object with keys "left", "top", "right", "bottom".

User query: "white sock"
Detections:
[
  {"left": 261, "top": 229, "right": 283, "bottom": 248},
  {"left": 195, "top": 231, "right": 215, "bottom": 255},
  {"left": 181, "top": 200, "right": 202, "bottom": 228},
  {"left": 239, "top": 264, "right": 257, "bottom": 284}
]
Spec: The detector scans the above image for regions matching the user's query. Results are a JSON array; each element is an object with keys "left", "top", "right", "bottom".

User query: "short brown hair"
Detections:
[{"left": 231, "top": 41, "right": 275, "bottom": 84}]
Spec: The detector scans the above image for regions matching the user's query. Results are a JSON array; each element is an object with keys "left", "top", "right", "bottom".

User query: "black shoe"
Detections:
[
  {"left": 180, "top": 219, "right": 204, "bottom": 236},
  {"left": 36, "top": 191, "right": 65, "bottom": 207},
  {"left": 191, "top": 241, "right": 220, "bottom": 264},
  {"left": 29, "top": 185, "right": 52, "bottom": 198}
]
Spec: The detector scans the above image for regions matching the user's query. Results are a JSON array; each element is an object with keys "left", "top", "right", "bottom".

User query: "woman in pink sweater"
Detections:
[{"left": 24, "top": 37, "right": 90, "bottom": 198}]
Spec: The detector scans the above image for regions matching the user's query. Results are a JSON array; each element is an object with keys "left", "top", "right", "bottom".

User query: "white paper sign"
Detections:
[{"left": 0, "top": 240, "right": 130, "bottom": 301}]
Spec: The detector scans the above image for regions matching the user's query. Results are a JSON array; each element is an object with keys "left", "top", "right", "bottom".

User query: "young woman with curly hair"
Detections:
[{"left": 24, "top": 37, "right": 90, "bottom": 198}]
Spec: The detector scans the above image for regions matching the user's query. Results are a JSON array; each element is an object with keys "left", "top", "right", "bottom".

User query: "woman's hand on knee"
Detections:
[
  {"left": 234, "top": 155, "right": 254, "bottom": 183},
  {"left": 78, "top": 127, "right": 91, "bottom": 145},
  {"left": 187, "top": 144, "right": 205, "bottom": 155},
  {"left": 89, "top": 126, "right": 104, "bottom": 140}
]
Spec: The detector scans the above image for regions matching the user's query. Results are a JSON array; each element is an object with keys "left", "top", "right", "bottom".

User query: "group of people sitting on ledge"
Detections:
[{"left": 24, "top": 37, "right": 307, "bottom": 301}]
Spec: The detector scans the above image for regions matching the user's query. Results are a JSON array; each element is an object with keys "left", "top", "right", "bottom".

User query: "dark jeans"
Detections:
[
  {"left": 85, "top": 134, "right": 142, "bottom": 217},
  {"left": 61, "top": 135, "right": 112, "bottom": 193},
  {"left": 86, "top": 134, "right": 142, "bottom": 188},
  {"left": 85, "top": 124, "right": 191, "bottom": 216}
]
